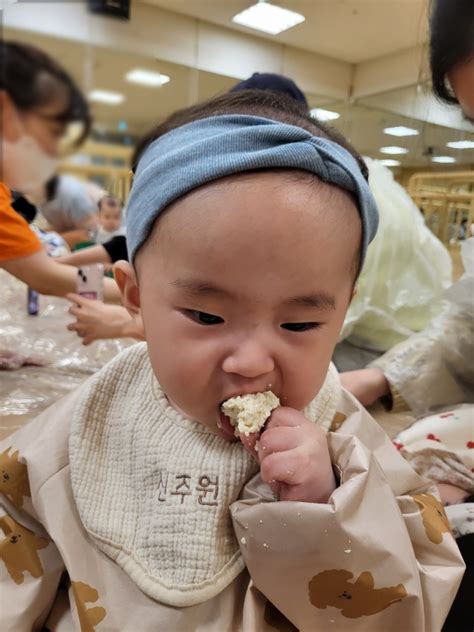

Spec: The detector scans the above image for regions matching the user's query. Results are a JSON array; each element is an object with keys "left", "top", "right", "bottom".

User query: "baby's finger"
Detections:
[
  {"left": 258, "top": 425, "right": 301, "bottom": 457},
  {"left": 265, "top": 407, "right": 307, "bottom": 431},
  {"left": 268, "top": 479, "right": 282, "bottom": 498},
  {"left": 260, "top": 449, "right": 303, "bottom": 487},
  {"left": 239, "top": 431, "right": 260, "bottom": 460},
  {"left": 279, "top": 483, "right": 309, "bottom": 503}
]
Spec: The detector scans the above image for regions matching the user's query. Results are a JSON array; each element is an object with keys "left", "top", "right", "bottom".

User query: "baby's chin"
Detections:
[
  {"left": 193, "top": 410, "right": 238, "bottom": 442},
  {"left": 165, "top": 395, "right": 237, "bottom": 440},
  {"left": 216, "top": 427, "right": 239, "bottom": 442}
]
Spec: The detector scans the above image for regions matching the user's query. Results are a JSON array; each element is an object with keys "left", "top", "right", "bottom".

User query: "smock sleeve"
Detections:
[
  {"left": 0, "top": 390, "right": 80, "bottom": 631},
  {"left": 371, "top": 296, "right": 474, "bottom": 417},
  {"left": 0, "top": 452, "right": 64, "bottom": 629},
  {"left": 231, "top": 393, "right": 465, "bottom": 632}
]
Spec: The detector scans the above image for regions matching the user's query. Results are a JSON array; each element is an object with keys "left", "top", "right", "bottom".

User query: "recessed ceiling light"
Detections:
[
  {"left": 310, "top": 108, "right": 340, "bottom": 121},
  {"left": 446, "top": 140, "right": 474, "bottom": 149},
  {"left": 380, "top": 159, "right": 401, "bottom": 167},
  {"left": 383, "top": 126, "right": 419, "bottom": 137},
  {"left": 380, "top": 146, "right": 409, "bottom": 155},
  {"left": 432, "top": 156, "right": 456, "bottom": 163},
  {"left": 125, "top": 69, "right": 170, "bottom": 87},
  {"left": 232, "top": 2, "right": 305, "bottom": 35},
  {"left": 89, "top": 90, "right": 124, "bottom": 105}
]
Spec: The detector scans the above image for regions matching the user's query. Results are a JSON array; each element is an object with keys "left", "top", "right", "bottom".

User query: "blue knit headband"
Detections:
[{"left": 126, "top": 115, "right": 378, "bottom": 263}]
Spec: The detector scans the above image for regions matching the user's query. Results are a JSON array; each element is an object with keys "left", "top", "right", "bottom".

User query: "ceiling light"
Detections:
[
  {"left": 232, "top": 2, "right": 305, "bottom": 35},
  {"left": 125, "top": 69, "right": 170, "bottom": 87},
  {"left": 380, "top": 159, "right": 401, "bottom": 167},
  {"left": 383, "top": 126, "right": 419, "bottom": 137},
  {"left": 89, "top": 90, "right": 124, "bottom": 105},
  {"left": 432, "top": 156, "right": 456, "bottom": 163},
  {"left": 380, "top": 146, "right": 409, "bottom": 155},
  {"left": 310, "top": 108, "right": 340, "bottom": 121},
  {"left": 446, "top": 140, "right": 474, "bottom": 149}
]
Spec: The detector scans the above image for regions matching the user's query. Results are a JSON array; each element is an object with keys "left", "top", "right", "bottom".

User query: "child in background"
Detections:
[
  {"left": 95, "top": 195, "right": 125, "bottom": 244},
  {"left": 0, "top": 91, "right": 463, "bottom": 631},
  {"left": 32, "top": 175, "right": 101, "bottom": 237}
]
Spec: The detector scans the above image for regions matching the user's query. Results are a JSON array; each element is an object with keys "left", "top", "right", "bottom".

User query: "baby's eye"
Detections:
[
  {"left": 281, "top": 322, "right": 320, "bottom": 332},
  {"left": 186, "top": 310, "right": 224, "bottom": 325}
]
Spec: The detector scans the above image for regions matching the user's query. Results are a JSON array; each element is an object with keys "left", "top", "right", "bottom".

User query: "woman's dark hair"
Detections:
[
  {"left": 0, "top": 41, "right": 91, "bottom": 144},
  {"left": 45, "top": 175, "right": 59, "bottom": 202},
  {"left": 131, "top": 89, "right": 368, "bottom": 183},
  {"left": 430, "top": 0, "right": 474, "bottom": 104}
]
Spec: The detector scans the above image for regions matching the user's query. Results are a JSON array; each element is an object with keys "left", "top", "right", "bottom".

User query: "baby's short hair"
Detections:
[
  {"left": 98, "top": 195, "right": 122, "bottom": 211},
  {"left": 132, "top": 90, "right": 368, "bottom": 182}
]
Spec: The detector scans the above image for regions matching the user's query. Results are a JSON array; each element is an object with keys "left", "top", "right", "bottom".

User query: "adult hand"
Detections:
[
  {"left": 241, "top": 407, "right": 336, "bottom": 504},
  {"left": 66, "top": 293, "right": 140, "bottom": 345},
  {"left": 340, "top": 367, "right": 390, "bottom": 407}
]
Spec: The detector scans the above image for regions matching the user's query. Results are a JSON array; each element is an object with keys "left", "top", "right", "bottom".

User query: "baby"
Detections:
[
  {"left": 95, "top": 195, "right": 124, "bottom": 244},
  {"left": 0, "top": 91, "right": 463, "bottom": 630}
]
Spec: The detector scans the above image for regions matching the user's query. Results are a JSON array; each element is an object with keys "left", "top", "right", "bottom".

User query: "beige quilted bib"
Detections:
[{"left": 69, "top": 343, "right": 340, "bottom": 606}]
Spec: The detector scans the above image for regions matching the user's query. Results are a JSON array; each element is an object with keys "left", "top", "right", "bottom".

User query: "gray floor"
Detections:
[{"left": 332, "top": 340, "right": 383, "bottom": 372}]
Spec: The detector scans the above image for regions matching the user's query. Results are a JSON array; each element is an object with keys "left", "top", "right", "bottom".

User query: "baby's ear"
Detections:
[{"left": 113, "top": 261, "right": 141, "bottom": 316}]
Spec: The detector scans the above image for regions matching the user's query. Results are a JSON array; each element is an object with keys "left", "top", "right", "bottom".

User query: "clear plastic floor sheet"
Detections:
[
  {"left": 0, "top": 269, "right": 416, "bottom": 441},
  {"left": 0, "top": 270, "right": 134, "bottom": 438}
]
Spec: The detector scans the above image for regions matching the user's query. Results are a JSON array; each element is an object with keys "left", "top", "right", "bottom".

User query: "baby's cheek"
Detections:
[{"left": 285, "top": 366, "right": 327, "bottom": 410}]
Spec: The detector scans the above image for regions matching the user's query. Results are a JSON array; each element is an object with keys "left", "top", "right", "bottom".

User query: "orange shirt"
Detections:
[{"left": 0, "top": 182, "right": 42, "bottom": 262}]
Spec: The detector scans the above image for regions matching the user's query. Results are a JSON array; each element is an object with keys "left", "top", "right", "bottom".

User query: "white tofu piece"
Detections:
[{"left": 221, "top": 391, "right": 280, "bottom": 436}]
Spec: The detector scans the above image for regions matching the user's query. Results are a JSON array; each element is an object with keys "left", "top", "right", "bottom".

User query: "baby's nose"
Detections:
[{"left": 222, "top": 338, "right": 275, "bottom": 379}]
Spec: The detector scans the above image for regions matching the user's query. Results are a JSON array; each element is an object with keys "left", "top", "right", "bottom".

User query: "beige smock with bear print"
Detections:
[{"left": 0, "top": 343, "right": 464, "bottom": 631}]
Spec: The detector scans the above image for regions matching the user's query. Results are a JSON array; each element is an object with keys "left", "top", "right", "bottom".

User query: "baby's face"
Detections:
[
  {"left": 99, "top": 203, "right": 122, "bottom": 232},
  {"left": 133, "top": 172, "right": 360, "bottom": 439}
]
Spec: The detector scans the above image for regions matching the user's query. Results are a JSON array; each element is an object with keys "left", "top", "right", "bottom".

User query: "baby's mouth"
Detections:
[
  {"left": 217, "top": 408, "right": 260, "bottom": 457},
  {"left": 217, "top": 408, "right": 238, "bottom": 440}
]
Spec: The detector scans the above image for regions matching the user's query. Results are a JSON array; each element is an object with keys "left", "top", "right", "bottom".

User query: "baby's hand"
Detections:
[{"left": 241, "top": 407, "right": 336, "bottom": 504}]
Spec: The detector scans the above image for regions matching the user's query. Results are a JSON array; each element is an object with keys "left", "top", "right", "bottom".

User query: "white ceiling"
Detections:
[
  {"left": 144, "top": 0, "right": 429, "bottom": 63},
  {"left": 327, "top": 100, "right": 474, "bottom": 166},
  {"left": 6, "top": 0, "right": 474, "bottom": 169}
]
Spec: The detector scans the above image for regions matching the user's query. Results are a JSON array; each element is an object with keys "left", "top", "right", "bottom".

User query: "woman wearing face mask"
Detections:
[{"left": 0, "top": 42, "right": 120, "bottom": 301}]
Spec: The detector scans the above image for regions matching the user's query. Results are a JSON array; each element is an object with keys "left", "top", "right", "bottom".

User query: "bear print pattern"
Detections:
[
  {"left": 0, "top": 515, "right": 48, "bottom": 584},
  {"left": 72, "top": 581, "right": 107, "bottom": 632},
  {"left": 412, "top": 493, "right": 452, "bottom": 544},
  {"left": 308, "top": 569, "right": 407, "bottom": 618},
  {"left": 0, "top": 447, "right": 31, "bottom": 507}
]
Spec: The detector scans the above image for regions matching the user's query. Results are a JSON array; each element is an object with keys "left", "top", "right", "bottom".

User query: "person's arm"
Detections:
[
  {"left": 369, "top": 306, "right": 474, "bottom": 416},
  {"left": 2, "top": 250, "right": 121, "bottom": 303},
  {"left": 340, "top": 367, "right": 391, "bottom": 407},
  {"left": 0, "top": 389, "right": 89, "bottom": 630},
  {"left": 0, "top": 433, "right": 66, "bottom": 629},
  {"left": 66, "top": 294, "right": 144, "bottom": 344},
  {"left": 231, "top": 398, "right": 464, "bottom": 631},
  {"left": 56, "top": 244, "right": 112, "bottom": 267}
]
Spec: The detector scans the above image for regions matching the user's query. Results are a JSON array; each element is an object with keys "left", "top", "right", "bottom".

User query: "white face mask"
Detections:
[{"left": 2, "top": 134, "right": 58, "bottom": 194}]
